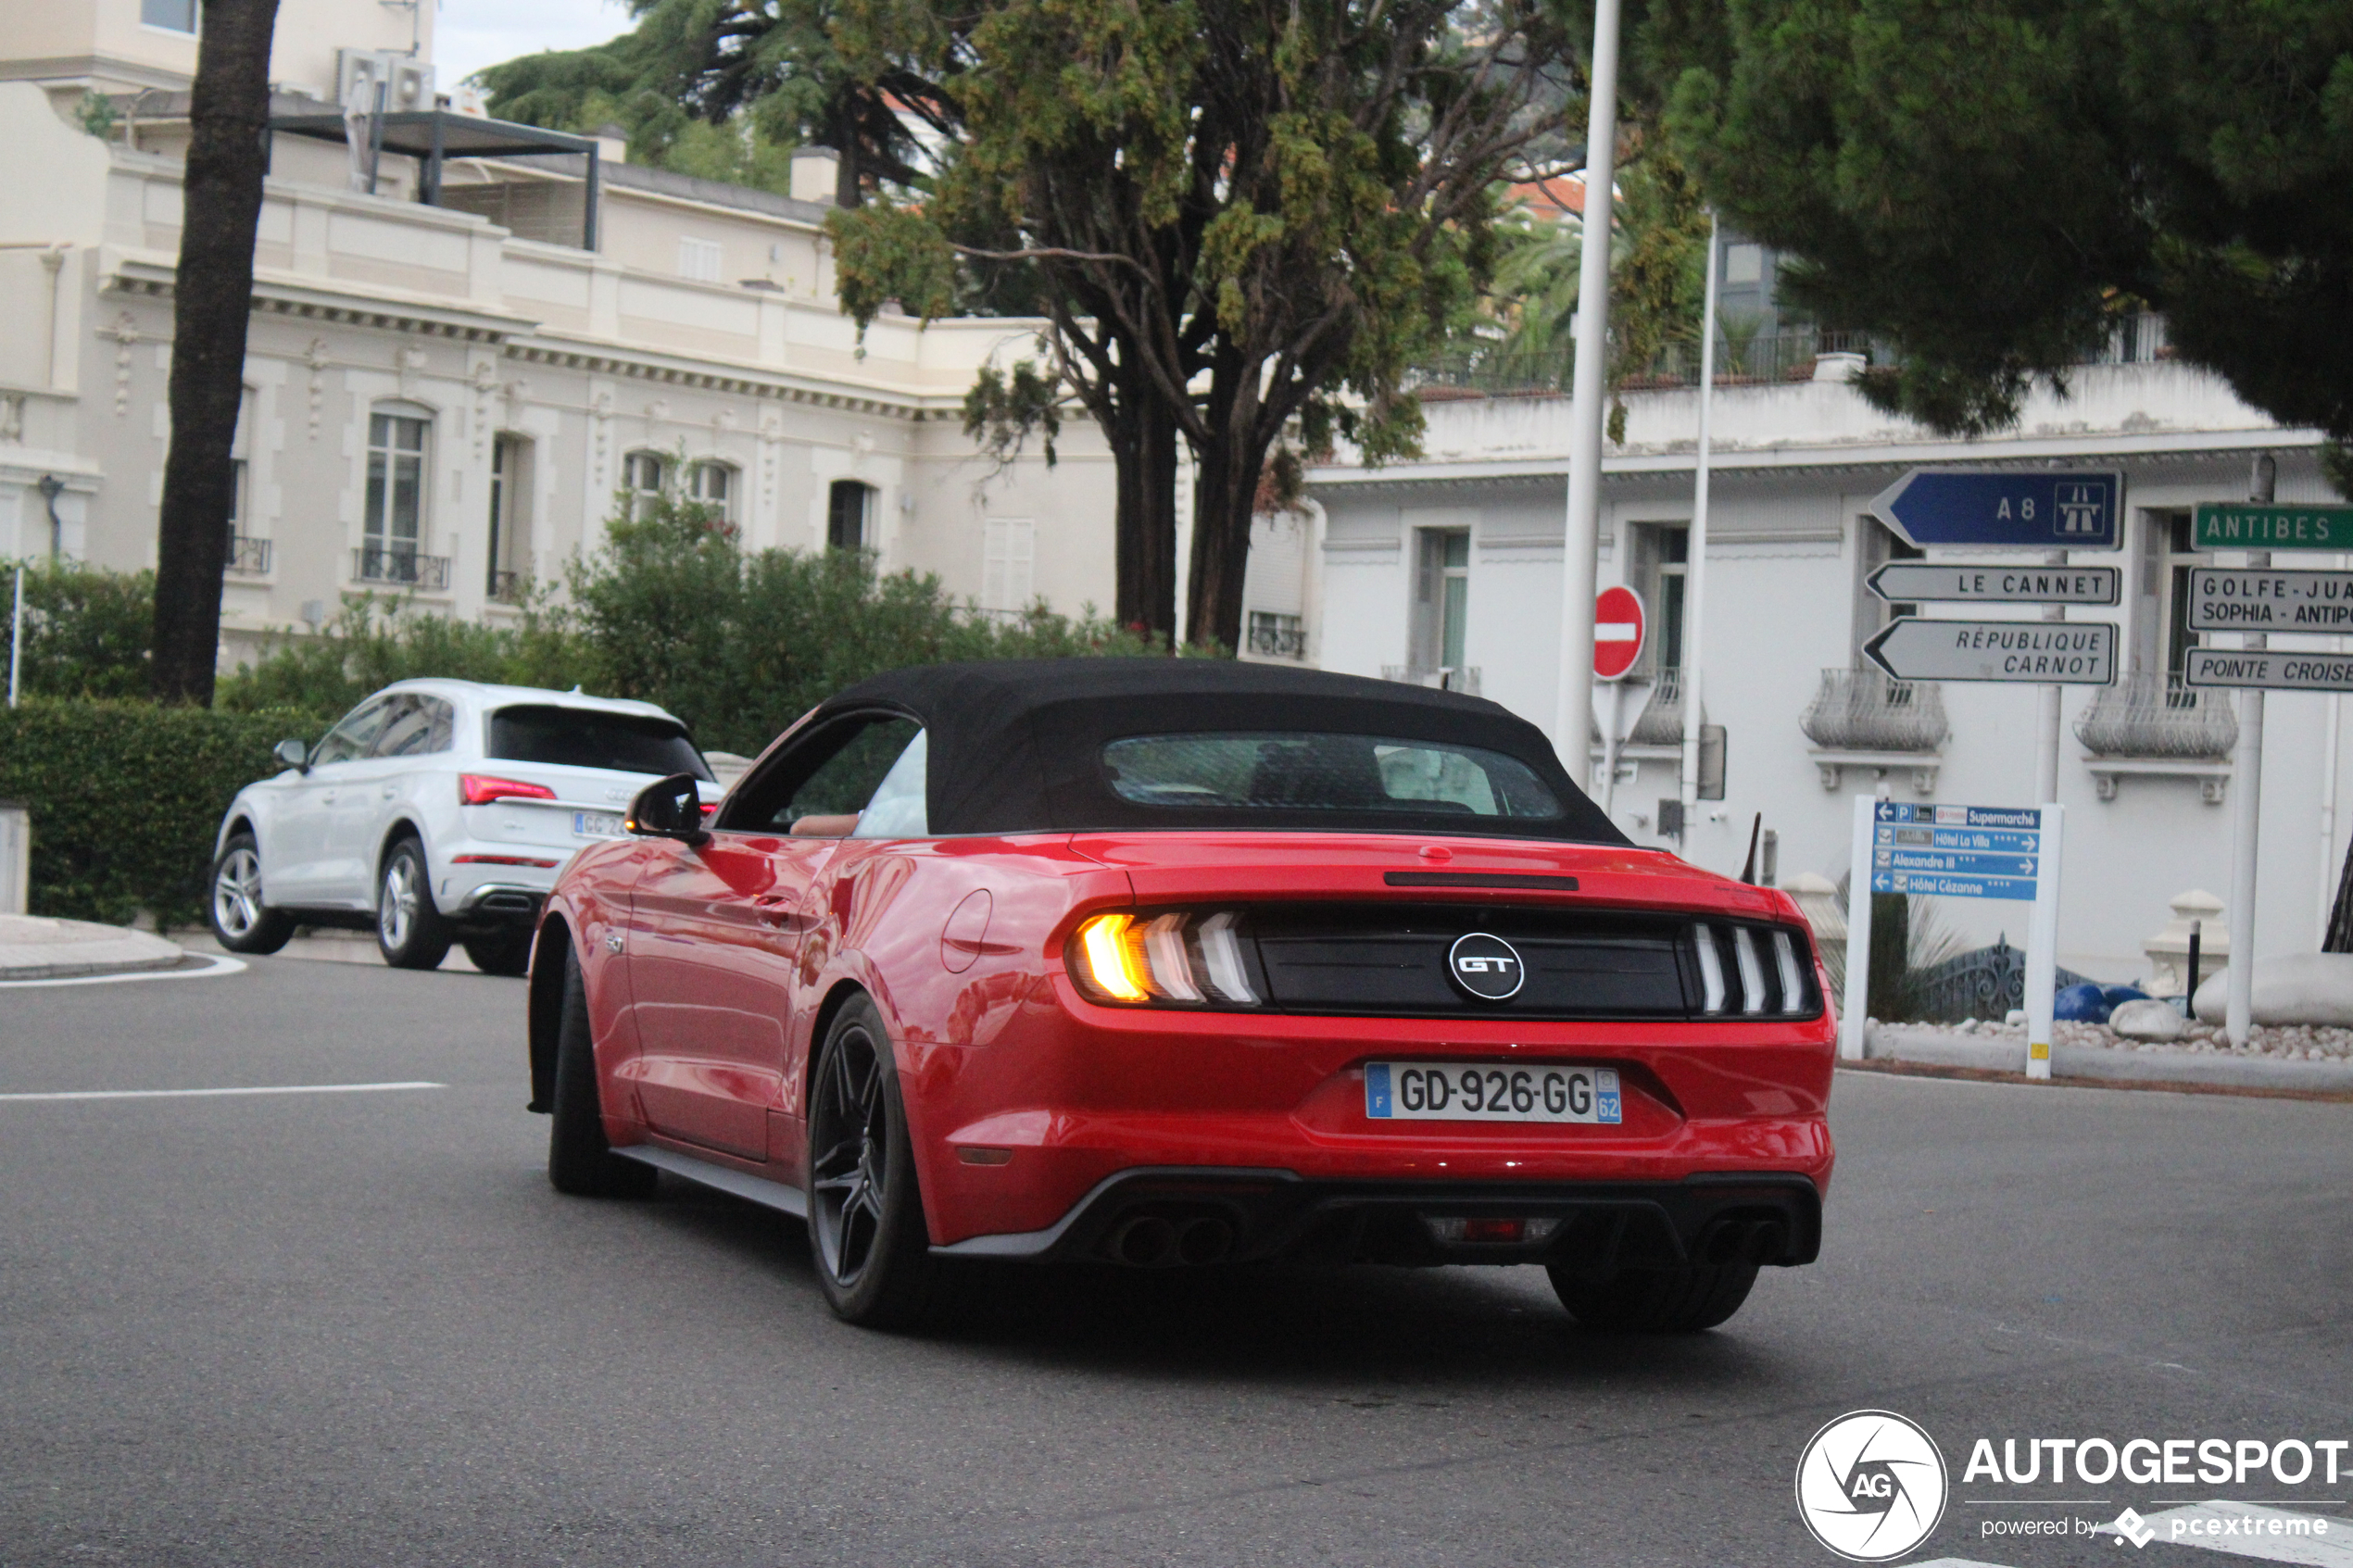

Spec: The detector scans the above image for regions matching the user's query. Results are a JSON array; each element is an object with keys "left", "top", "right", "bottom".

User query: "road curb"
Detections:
[
  {"left": 0, "top": 915, "right": 185, "bottom": 983},
  {"left": 1863, "top": 1022, "right": 2353, "bottom": 1094}
]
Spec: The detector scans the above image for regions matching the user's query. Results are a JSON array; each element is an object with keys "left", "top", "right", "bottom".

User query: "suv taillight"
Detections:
[
  {"left": 1067, "top": 910, "right": 1262, "bottom": 1008},
  {"left": 460, "top": 774, "right": 557, "bottom": 806}
]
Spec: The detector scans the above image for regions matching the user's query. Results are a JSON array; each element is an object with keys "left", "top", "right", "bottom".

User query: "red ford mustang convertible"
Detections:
[{"left": 526, "top": 660, "right": 1835, "bottom": 1330}]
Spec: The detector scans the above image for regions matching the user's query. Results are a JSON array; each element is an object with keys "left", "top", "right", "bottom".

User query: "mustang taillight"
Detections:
[
  {"left": 1068, "top": 910, "right": 1261, "bottom": 1008},
  {"left": 1688, "top": 922, "right": 1817, "bottom": 1016},
  {"left": 459, "top": 774, "right": 557, "bottom": 806}
]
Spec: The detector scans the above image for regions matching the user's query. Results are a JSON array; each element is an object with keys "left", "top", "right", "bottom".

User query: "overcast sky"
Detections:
[{"left": 433, "top": 0, "right": 635, "bottom": 89}]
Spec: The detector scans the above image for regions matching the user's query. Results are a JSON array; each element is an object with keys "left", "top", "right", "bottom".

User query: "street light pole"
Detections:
[
  {"left": 2225, "top": 452, "right": 2275, "bottom": 1047},
  {"left": 1681, "top": 211, "right": 1720, "bottom": 826},
  {"left": 1552, "top": 0, "right": 1623, "bottom": 779}
]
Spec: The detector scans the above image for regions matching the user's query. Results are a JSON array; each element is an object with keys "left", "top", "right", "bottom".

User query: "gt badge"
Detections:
[{"left": 1446, "top": 933, "right": 1525, "bottom": 1001}]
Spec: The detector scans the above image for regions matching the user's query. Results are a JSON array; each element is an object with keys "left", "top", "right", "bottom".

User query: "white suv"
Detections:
[{"left": 207, "top": 680, "right": 720, "bottom": 972}]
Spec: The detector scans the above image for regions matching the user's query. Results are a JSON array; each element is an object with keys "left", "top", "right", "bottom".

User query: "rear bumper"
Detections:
[
  {"left": 448, "top": 881, "right": 548, "bottom": 926},
  {"left": 932, "top": 1167, "right": 1822, "bottom": 1270}
]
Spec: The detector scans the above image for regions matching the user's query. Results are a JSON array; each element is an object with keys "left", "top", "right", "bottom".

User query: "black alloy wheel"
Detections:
[
  {"left": 375, "top": 837, "right": 452, "bottom": 970},
  {"left": 807, "top": 996, "right": 943, "bottom": 1328},
  {"left": 547, "top": 945, "right": 658, "bottom": 1198},
  {"left": 462, "top": 930, "right": 533, "bottom": 976},
  {"left": 1547, "top": 1260, "right": 1758, "bottom": 1333},
  {"left": 207, "top": 831, "right": 296, "bottom": 954}
]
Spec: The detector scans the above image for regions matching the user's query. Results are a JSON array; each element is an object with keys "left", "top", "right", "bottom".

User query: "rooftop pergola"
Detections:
[{"left": 267, "top": 110, "right": 604, "bottom": 251}]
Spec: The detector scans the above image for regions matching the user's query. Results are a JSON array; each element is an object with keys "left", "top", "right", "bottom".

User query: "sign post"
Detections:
[
  {"left": 1847, "top": 800, "right": 2065, "bottom": 1078},
  {"left": 1592, "top": 585, "right": 1645, "bottom": 816}
]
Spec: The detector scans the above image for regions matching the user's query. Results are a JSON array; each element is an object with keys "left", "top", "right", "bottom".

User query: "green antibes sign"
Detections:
[{"left": 2194, "top": 501, "right": 2353, "bottom": 550}]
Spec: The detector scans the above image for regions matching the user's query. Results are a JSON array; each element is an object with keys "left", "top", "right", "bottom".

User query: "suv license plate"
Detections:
[
  {"left": 1365, "top": 1063, "right": 1621, "bottom": 1124},
  {"left": 573, "top": 810, "right": 624, "bottom": 839}
]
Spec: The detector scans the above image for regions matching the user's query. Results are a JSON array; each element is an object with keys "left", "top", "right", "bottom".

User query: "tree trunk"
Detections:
[
  {"left": 151, "top": 0, "right": 282, "bottom": 706},
  {"left": 2326, "top": 834, "right": 2353, "bottom": 953},
  {"left": 1108, "top": 391, "right": 1179, "bottom": 642},
  {"left": 1183, "top": 411, "right": 1273, "bottom": 653}
]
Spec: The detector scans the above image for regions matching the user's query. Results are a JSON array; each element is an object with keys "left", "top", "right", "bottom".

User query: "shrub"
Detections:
[
  {"left": 0, "top": 700, "right": 318, "bottom": 928},
  {"left": 4, "top": 559, "right": 155, "bottom": 701},
  {"left": 218, "top": 592, "right": 587, "bottom": 720}
]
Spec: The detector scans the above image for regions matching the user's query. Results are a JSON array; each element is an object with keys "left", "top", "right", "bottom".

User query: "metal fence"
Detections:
[
  {"left": 353, "top": 546, "right": 450, "bottom": 591},
  {"left": 1915, "top": 943, "right": 2094, "bottom": 1023}
]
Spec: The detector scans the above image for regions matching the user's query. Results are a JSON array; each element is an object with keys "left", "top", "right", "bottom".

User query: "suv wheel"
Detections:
[
  {"left": 376, "top": 838, "right": 452, "bottom": 970},
  {"left": 462, "top": 931, "right": 533, "bottom": 977},
  {"left": 208, "top": 832, "right": 296, "bottom": 955}
]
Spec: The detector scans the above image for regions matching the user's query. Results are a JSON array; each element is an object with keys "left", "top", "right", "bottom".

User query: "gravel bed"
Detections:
[{"left": 1872, "top": 1016, "right": 2353, "bottom": 1061}]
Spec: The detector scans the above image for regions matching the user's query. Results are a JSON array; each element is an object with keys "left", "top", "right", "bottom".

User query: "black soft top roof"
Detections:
[{"left": 809, "top": 659, "right": 1626, "bottom": 844}]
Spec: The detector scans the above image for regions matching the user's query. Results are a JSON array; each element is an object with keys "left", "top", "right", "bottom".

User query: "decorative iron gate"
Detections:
[{"left": 1917, "top": 943, "right": 2092, "bottom": 1022}]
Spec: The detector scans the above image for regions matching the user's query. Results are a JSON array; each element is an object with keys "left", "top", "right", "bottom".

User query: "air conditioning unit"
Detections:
[{"left": 336, "top": 49, "right": 434, "bottom": 113}]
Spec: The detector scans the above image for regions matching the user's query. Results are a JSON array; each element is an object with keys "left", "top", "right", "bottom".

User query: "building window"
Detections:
[
  {"left": 1626, "top": 522, "right": 1690, "bottom": 675},
  {"left": 1852, "top": 515, "right": 1923, "bottom": 659},
  {"left": 365, "top": 410, "right": 428, "bottom": 558},
  {"left": 688, "top": 460, "right": 736, "bottom": 521},
  {"left": 1413, "top": 529, "right": 1470, "bottom": 673},
  {"left": 2154, "top": 510, "right": 2208, "bottom": 683},
  {"left": 677, "top": 236, "right": 723, "bottom": 283},
  {"left": 828, "top": 480, "right": 873, "bottom": 551},
  {"left": 487, "top": 435, "right": 533, "bottom": 601},
  {"left": 1247, "top": 610, "right": 1306, "bottom": 659},
  {"left": 142, "top": 0, "right": 198, "bottom": 33},
  {"left": 981, "top": 517, "right": 1034, "bottom": 612},
  {"left": 623, "top": 451, "right": 666, "bottom": 519}
]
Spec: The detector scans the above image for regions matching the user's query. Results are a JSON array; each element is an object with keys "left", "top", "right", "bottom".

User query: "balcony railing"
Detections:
[
  {"left": 487, "top": 569, "right": 526, "bottom": 605},
  {"left": 1800, "top": 668, "right": 1949, "bottom": 753},
  {"left": 224, "top": 535, "right": 271, "bottom": 575},
  {"left": 353, "top": 545, "right": 450, "bottom": 591},
  {"left": 1628, "top": 665, "right": 1685, "bottom": 746},
  {"left": 1247, "top": 611, "right": 1307, "bottom": 659},
  {"left": 1381, "top": 664, "right": 1481, "bottom": 696},
  {"left": 2075, "top": 672, "right": 2236, "bottom": 760}
]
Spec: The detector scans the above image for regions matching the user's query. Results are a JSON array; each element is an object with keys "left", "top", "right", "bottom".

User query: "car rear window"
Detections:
[
  {"left": 1101, "top": 733, "right": 1562, "bottom": 819},
  {"left": 488, "top": 706, "right": 711, "bottom": 779}
]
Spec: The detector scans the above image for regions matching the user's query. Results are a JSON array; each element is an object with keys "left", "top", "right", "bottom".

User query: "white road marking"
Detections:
[
  {"left": 0, "top": 1081, "right": 445, "bottom": 1102},
  {"left": 2099, "top": 1502, "right": 2353, "bottom": 1564},
  {"left": 0, "top": 952, "right": 247, "bottom": 989},
  {"left": 1910, "top": 1560, "right": 2016, "bottom": 1567}
]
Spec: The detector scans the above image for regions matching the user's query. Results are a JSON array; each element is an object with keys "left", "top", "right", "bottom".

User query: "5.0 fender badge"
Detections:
[{"left": 1446, "top": 933, "right": 1525, "bottom": 1001}]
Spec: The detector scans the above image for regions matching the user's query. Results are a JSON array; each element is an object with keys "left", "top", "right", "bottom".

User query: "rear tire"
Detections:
[
  {"left": 207, "top": 832, "right": 296, "bottom": 955},
  {"left": 462, "top": 930, "right": 533, "bottom": 977},
  {"left": 375, "top": 837, "right": 452, "bottom": 970},
  {"left": 807, "top": 995, "right": 947, "bottom": 1329},
  {"left": 1547, "top": 1261, "right": 1758, "bottom": 1333},
  {"left": 547, "top": 946, "right": 658, "bottom": 1198}
]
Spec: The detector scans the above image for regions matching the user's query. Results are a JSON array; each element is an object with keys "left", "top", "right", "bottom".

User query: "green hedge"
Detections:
[{"left": 0, "top": 701, "right": 318, "bottom": 929}]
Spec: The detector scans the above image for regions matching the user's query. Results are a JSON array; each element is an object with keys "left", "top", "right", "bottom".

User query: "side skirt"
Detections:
[{"left": 612, "top": 1143, "right": 809, "bottom": 1220}]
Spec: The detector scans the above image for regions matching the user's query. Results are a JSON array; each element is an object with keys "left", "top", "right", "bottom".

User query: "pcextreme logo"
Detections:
[{"left": 1794, "top": 1410, "right": 1951, "bottom": 1562}]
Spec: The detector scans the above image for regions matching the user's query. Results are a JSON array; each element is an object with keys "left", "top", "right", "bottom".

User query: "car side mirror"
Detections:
[
  {"left": 627, "top": 772, "right": 710, "bottom": 846},
  {"left": 273, "top": 738, "right": 310, "bottom": 772}
]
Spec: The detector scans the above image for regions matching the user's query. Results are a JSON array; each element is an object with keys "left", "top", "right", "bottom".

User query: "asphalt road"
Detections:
[{"left": 2, "top": 955, "right": 2347, "bottom": 1568}]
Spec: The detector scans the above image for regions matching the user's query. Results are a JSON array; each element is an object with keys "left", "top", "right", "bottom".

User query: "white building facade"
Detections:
[
  {"left": 1306, "top": 359, "right": 2344, "bottom": 982},
  {"left": 0, "top": 0, "right": 1115, "bottom": 668}
]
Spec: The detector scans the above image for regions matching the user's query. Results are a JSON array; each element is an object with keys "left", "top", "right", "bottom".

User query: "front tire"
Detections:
[
  {"left": 462, "top": 930, "right": 533, "bottom": 976},
  {"left": 375, "top": 837, "right": 451, "bottom": 970},
  {"left": 208, "top": 832, "right": 296, "bottom": 955},
  {"left": 547, "top": 945, "right": 658, "bottom": 1198},
  {"left": 1548, "top": 1261, "right": 1759, "bottom": 1333},
  {"left": 807, "top": 996, "right": 944, "bottom": 1328}
]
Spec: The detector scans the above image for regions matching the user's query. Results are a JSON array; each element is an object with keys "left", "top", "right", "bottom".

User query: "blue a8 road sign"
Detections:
[{"left": 1869, "top": 470, "right": 2122, "bottom": 550}]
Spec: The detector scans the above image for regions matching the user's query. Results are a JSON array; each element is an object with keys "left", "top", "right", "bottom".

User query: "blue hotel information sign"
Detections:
[{"left": 1868, "top": 801, "right": 2043, "bottom": 901}]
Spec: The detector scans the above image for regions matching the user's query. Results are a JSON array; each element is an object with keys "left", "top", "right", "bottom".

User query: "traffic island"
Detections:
[
  {"left": 0, "top": 914, "right": 187, "bottom": 982},
  {"left": 1856, "top": 1020, "right": 2353, "bottom": 1098}
]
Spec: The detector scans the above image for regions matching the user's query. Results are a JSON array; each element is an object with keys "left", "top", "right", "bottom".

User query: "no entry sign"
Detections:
[{"left": 1593, "top": 586, "right": 1644, "bottom": 681}]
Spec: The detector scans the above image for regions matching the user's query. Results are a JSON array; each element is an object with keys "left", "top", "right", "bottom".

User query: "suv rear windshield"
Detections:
[
  {"left": 489, "top": 706, "right": 711, "bottom": 779},
  {"left": 1102, "top": 733, "right": 1561, "bottom": 819}
]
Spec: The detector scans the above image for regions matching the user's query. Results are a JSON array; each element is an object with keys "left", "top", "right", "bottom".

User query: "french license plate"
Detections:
[
  {"left": 573, "top": 809, "right": 624, "bottom": 839},
  {"left": 1365, "top": 1062, "right": 1622, "bottom": 1124}
]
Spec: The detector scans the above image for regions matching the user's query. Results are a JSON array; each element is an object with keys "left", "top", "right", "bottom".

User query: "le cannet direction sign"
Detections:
[{"left": 1867, "top": 561, "right": 2120, "bottom": 607}]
